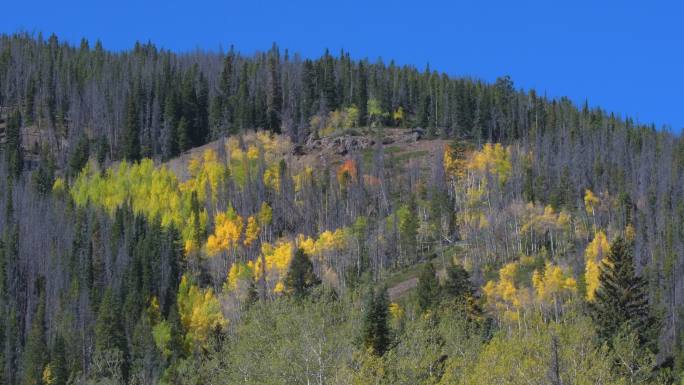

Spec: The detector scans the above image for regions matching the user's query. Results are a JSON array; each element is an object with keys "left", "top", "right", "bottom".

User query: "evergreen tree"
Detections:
[
  {"left": 94, "top": 289, "right": 128, "bottom": 365},
  {"left": 266, "top": 43, "right": 282, "bottom": 133},
  {"left": 361, "top": 288, "right": 391, "bottom": 356},
  {"left": 130, "top": 312, "right": 162, "bottom": 384},
  {"left": 301, "top": 60, "right": 317, "bottom": 123},
  {"left": 218, "top": 48, "right": 235, "bottom": 131},
  {"left": 3, "top": 308, "right": 19, "bottom": 385},
  {"left": 589, "top": 237, "right": 659, "bottom": 353},
  {"left": 21, "top": 288, "right": 47, "bottom": 385},
  {"left": 123, "top": 93, "right": 141, "bottom": 161},
  {"left": 31, "top": 149, "right": 55, "bottom": 195},
  {"left": 67, "top": 136, "right": 90, "bottom": 178},
  {"left": 356, "top": 62, "right": 368, "bottom": 127},
  {"left": 416, "top": 262, "right": 439, "bottom": 312},
  {"left": 163, "top": 92, "right": 180, "bottom": 158},
  {"left": 5, "top": 110, "right": 23, "bottom": 178},
  {"left": 48, "top": 334, "right": 68, "bottom": 385},
  {"left": 443, "top": 263, "right": 473, "bottom": 299},
  {"left": 194, "top": 72, "right": 210, "bottom": 146},
  {"left": 176, "top": 117, "right": 190, "bottom": 154},
  {"left": 284, "top": 248, "right": 320, "bottom": 298}
]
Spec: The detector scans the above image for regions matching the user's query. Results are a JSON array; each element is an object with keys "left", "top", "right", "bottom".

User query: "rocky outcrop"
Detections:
[
  {"left": 304, "top": 135, "right": 375, "bottom": 155},
  {"left": 297, "top": 129, "right": 423, "bottom": 157}
]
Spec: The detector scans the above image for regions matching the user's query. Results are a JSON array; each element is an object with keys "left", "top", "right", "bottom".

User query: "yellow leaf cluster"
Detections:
[
  {"left": 467, "top": 143, "right": 511, "bottom": 183},
  {"left": 177, "top": 275, "right": 227, "bottom": 349},
  {"left": 224, "top": 262, "right": 254, "bottom": 292},
  {"left": 243, "top": 216, "right": 260, "bottom": 247},
  {"left": 296, "top": 234, "right": 317, "bottom": 256},
  {"left": 206, "top": 208, "right": 243, "bottom": 257},
  {"left": 293, "top": 227, "right": 347, "bottom": 262},
  {"left": 584, "top": 231, "right": 610, "bottom": 301},
  {"left": 68, "top": 133, "right": 288, "bottom": 260},
  {"left": 263, "top": 164, "right": 281, "bottom": 190},
  {"left": 584, "top": 189, "right": 599, "bottom": 216},
  {"left": 389, "top": 302, "right": 405, "bottom": 321},
  {"left": 182, "top": 149, "right": 227, "bottom": 204},
  {"left": 258, "top": 202, "right": 273, "bottom": 227},
  {"left": 483, "top": 262, "right": 530, "bottom": 322},
  {"left": 443, "top": 144, "right": 466, "bottom": 179},
  {"left": 532, "top": 262, "right": 577, "bottom": 303},
  {"left": 293, "top": 167, "right": 313, "bottom": 192},
  {"left": 249, "top": 241, "right": 293, "bottom": 293}
]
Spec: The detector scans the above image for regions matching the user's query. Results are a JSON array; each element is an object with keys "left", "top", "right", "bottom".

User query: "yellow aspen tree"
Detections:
[
  {"left": 177, "top": 275, "right": 227, "bottom": 350},
  {"left": 243, "top": 216, "right": 260, "bottom": 247},
  {"left": 584, "top": 230, "right": 610, "bottom": 301},
  {"left": 532, "top": 262, "right": 577, "bottom": 320},
  {"left": 206, "top": 208, "right": 243, "bottom": 257}
]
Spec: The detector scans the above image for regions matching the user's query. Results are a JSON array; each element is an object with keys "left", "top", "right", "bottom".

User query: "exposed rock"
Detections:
[
  {"left": 298, "top": 129, "right": 423, "bottom": 157},
  {"left": 304, "top": 135, "right": 375, "bottom": 155}
]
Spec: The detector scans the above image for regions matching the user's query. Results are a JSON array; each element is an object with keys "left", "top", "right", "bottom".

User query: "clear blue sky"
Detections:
[{"left": 4, "top": 0, "right": 684, "bottom": 131}]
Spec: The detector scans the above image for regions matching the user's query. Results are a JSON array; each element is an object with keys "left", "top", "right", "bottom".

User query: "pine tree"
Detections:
[
  {"left": 31, "top": 149, "right": 55, "bottom": 195},
  {"left": 123, "top": 93, "right": 141, "bottom": 161},
  {"left": 194, "top": 72, "right": 210, "bottom": 146},
  {"left": 3, "top": 308, "right": 19, "bottom": 385},
  {"left": 130, "top": 312, "right": 162, "bottom": 384},
  {"left": 266, "top": 43, "right": 281, "bottom": 134},
  {"left": 284, "top": 248, "right": 320, "bottom": 298},
  {"left": 21, "top": 289, "right": 47, "bottom": 385},
  {"left": 5, "top": 110, "right": 23, "bottom": 178},
  {"left": 48, "top": 334, "right": 68, "bottom": 385},
  {"left": 356, "top": 62, "right": 368, "bottom": 127},
  {"left": 68, "top": 136, "right": 90, "bottom": 178},
  {"left": 417, "top": 263, "right": 439, "bottom": 312},
  {"left": 95, "top": 289, "right": 128, "bottom": 359},
  {"left": 443, "top": 263, "right": 473, "bottom": 299},
  {"left": 176, "top": 117, "right": 190, "bottom": 154},
  {"left": 361, "top": 288, "right": 391, "bottom": 356},
  {"left": 589, "top": 237, "right": 659, "bottom": 353},
  {"left": 163, "top": 92, "right": 179, "bottom": 159}
]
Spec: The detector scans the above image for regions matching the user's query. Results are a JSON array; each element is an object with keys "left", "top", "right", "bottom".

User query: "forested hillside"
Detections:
[{"left": 1, "top": 32, "right": 684, "bottom": 384}]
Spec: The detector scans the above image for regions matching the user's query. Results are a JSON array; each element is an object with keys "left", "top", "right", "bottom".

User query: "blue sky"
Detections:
[{"left": 4, "top": 0, "right": 684, "bottom": 130}]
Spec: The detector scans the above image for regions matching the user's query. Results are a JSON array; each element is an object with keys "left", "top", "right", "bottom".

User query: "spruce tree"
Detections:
[
  {"left": 284, "top": 248, "right": 320, "bottom": 298},
  {"left": 67, "top": 136, "right": 90, "bottom": 178},
  {"left": 21, "top": 289, "right": 47, "bottom": 385},
  {"left": 5, "top": 110, "right": 23, "bottom": 178},
  {"left": 589, "top": 237, "right": 659, "bottom": 352},
  {"left": 49, "top": 334, "right": 68, "bottom": 385},
  {"left": 361, "top": 288, "right": 391, "bottom": 356},
  {"left": 176, "top": 117, "right": 189, "bottom": 154},
  {"left": 443, "top": 263, "right": 473, "bottom": 299},
  {"left": 95, "top": 290, "right": 128, "bottom": 359},
  {"left": 417, "top": 262, "right": 439, "bottom": 312},
  {"left": 123, "top": 93, "right": 141, "bottom": 161}
]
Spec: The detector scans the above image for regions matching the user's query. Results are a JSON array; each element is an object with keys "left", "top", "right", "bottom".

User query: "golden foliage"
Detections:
[
  {"left": 532, "top": 262, "right": 577, "bottom": 304},
  {"left": 177, "top": 275, "right": 227, "bottom": 349},
  {"left": 584, "top": 189, "right": 599, "bottom": 216},
  {"left": 389, "top": 302, "right": 405, "bottom": 321},
  {"left": 224, "top": 262, "right": 254, "bottom": 293},
  {"left": 468, "top": 143, "right": 511, "bottom": 183},
  {"left": 243, "top": 216, "right": 260, "bottom": 247},
  {"left": 258, "top": 202, "right": 273, "bottom": 227},
  {"left": 249, "top": 241, "right": 293, "bottom": 294},
  {"left": 206, "top": 207, "right": 243, "bottom": 257},
  {"left": 584, "top": 230, "right": 610, "bottom": 301}
]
